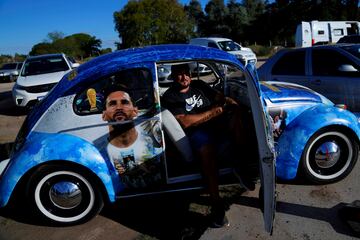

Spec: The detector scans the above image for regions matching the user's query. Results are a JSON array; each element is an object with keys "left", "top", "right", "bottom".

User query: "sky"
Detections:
[{"left": 0, "top": 0, "right": 210, "bottom": 55}]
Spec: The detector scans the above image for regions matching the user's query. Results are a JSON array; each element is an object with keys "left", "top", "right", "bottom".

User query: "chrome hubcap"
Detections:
[
  {"left": 314, "top": 141, "right": 340, "bottom": 168},
  {"left": 49, "top": 181, "right": 82, "bottom": 209}
]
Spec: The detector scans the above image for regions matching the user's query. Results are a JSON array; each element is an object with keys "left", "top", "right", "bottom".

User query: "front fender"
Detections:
[
  {"left": 276, "top": 105, "right": 360, "bottom": 180},
  {"left": 0, "top": 132, "right": 121, "bottom": 207}
]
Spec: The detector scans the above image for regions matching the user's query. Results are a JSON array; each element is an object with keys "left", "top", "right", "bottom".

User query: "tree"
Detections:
[
  {"left": 203, "top": 0, "right": 230, "bottom": 37},
  {"left": 226, "top": 0, "right": 249, "bottom": 43},
  {"left": 30, "top": 42, "right": 58, "bottom": 55},
  {"left": 184, "top": 0, "right": 205, "bottom": 36},
  {"left": 29, "top": 33, "right": 102, "bottom": 59},
  {"left": 114, "top": 0, "right": 194, "bottom": 48},
  {"left": 47, "top": 31, "right": 65, "bottom": 42}
]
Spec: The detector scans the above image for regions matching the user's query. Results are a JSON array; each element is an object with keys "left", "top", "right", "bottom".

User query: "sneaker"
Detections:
[
  {"left": 209, "top": 204, "right": 230, "bottom": 228},
  {"left": 233, "top": 168, "right": 256, "bottom": 191}
]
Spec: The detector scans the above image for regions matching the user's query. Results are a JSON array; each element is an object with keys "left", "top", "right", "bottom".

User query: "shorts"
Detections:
[{"left": 187, "top": 125, "right": 216, "bottom": 151}]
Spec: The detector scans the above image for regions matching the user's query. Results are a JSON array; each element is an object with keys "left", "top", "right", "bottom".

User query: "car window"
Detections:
[
  {"left": 218, "top": 41, "right": 241, "bottom": 51},
  {"left": 22, "top": 56, "right": 70, "bottom": 76},
  {"left": 208, "top": 42, "right": 219, "bottom": 49},
  {"left": 312, "top": 49, "right": 360, "bottom": 77},
  {"left": 271, "top": 50, "right": 305, "bottom": 75},
  {"left": 74, "top": 68, "right": 154, "bottom": 115},
  {"left": 339, "top": 45, "right": 360, "bottom": 58},
  {"left": 17, "top": 63, "right": 23, "bottom": 70},
  {"left": 1, "top": 63, "right": 17, "bottom": 70}
]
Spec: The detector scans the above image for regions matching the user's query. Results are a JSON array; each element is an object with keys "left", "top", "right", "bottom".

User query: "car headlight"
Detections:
[{"left": 158, "top": 67, "right": 169, "bottom": 73}]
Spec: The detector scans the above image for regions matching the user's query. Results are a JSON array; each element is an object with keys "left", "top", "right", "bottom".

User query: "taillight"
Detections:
[
  {"left": 335, "top": 104, "right": 347, "bottom": 110},
  {"left": 312, "top": 38, "right": 315, "bottom": 45}
]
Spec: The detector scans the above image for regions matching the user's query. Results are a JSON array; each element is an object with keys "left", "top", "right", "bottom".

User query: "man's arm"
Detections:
[{"left": 175, "top": 106, "right": 223, "bottom": 129}]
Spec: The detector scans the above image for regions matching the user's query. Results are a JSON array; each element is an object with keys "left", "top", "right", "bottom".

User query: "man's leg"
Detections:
[
  {"left": 224, "top": 105, "right": 257, "bottom": 191},
  {"left": 189, "top": 129, "right": 228, "bottom": 227}
]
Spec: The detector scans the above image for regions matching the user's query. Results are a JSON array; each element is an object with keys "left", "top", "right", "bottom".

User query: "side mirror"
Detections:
[
  {"left": 338, "top": 64, "right": 358, "bottom": 72},
  {"left": 71, "top": 62, "right": 80, "bottom": 68}
]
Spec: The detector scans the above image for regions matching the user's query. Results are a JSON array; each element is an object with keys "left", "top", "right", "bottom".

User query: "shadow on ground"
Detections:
[
  {"left": 101, "top": 186, "right": 248, "bottom": 240},
  {"left": 0, "top": 185, "right": 358, "bottom": 239},
  {"left": 235, "top": 195, "right": 359, "bottom": 238},
  {"left": 0, "top": 91, "right": 28, "bottom": 116}
]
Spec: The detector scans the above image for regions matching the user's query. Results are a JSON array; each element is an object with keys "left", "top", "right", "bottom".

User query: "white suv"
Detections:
[
  {"left": 13, "top": 53, "right": 79, "bottom": 107},
  {"left": 189, "top": 37, "right": 257, "bottom": 66}
]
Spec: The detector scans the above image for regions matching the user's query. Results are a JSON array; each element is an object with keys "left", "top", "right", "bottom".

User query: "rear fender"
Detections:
[
  {"left": 276, "top": 105, "right": 360, "bottom": 180},
  {"left": 0, "top": 132, "right": 120, "bottom": 207}
]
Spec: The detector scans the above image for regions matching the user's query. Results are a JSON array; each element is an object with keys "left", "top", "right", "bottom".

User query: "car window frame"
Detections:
[{"left": 73, "top": 67, "right": 156, "bottom": 116}]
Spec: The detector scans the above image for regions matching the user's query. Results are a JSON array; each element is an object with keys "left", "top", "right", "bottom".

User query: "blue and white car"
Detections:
[{"left": 0, "top": 45, "right": 358, "bottom": 231}]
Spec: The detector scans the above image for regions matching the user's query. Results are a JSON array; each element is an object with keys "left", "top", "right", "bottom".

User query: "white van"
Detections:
[
  {"left": 189, "top": 37, "right": 257, "bottom": 65},
  {"left": 295, "top": 20, "right": 360, "bottom": 47}
]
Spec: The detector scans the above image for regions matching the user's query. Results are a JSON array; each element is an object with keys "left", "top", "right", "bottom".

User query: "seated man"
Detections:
[{"left": 162, "top": 63, "right": 255, "bottom": 228}]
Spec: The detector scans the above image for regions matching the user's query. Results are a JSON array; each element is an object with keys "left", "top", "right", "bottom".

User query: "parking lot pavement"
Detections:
[{"left": 200, "top": 162, "right": 360, "bottom": 240}]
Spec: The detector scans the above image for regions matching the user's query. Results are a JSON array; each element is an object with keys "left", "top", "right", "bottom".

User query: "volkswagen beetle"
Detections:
[{"left": 0, "top": 44, "right": 358, "bottom": 231}]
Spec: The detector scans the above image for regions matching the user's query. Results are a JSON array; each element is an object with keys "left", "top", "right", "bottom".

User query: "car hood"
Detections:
[
  {"left": 260, "top": 81, "right": 323, "bottom": 104},
  {"left": 228, "top": 48, "right": 256, "bottom": 56},
  {"left": 17, "top": 71, "right": 68, "bottom": 87}
]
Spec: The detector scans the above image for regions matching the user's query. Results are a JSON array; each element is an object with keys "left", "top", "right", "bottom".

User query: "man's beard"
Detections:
[{"left": 174, "top": 80, "right": 189, "bottom": 90}]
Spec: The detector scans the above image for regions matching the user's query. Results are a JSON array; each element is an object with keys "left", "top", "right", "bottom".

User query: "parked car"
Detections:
[
  {"left": 258, "top": 44, "right": 360, "bottom": 113},
  {"left": 189, "top": 37, "right": 257, "bottom": 65},
  {"left": 12, "top": 53, "right": 79, "bottom": 108},
  {"left": 0, "top": 62, "right": 23, "bottom": 82},
  {"left": 337, "top": 35, "right": 360, "bottom": 44},
  {"left": 1, "top": 45, "right": 360, "bottom": 231}
]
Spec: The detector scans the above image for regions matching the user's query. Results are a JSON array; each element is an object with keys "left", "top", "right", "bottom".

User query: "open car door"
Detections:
[{"left": 245, "top": 63, "right": 276, "bottom": 233}]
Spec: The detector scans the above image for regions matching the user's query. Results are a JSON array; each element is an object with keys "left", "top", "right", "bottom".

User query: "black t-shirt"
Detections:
[{"left": 162, "top": 80, "right": 218, "bottom": 116}]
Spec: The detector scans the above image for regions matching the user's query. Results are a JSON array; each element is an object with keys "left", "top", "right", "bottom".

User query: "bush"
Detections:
[{"left": 248, "top": 45, "right": 272, "bottom": 57}]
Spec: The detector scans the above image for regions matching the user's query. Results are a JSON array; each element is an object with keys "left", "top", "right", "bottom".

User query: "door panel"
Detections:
[
  {"left": 246, "top": 63, "right": 276, "bottom": 233},
  {"left": 71, "top": 63, "right": 166, "bottom": 194}
]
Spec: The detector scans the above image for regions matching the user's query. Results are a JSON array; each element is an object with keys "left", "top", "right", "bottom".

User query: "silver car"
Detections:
[
  {"left": 0, "top": 62, "right": 23, "bottom": 82},
  {"left": 12, "top": 53, "right": 79, "bottom": 107},
  {"left": 258, "top": 44, "right": 360, "bottom": 113}
]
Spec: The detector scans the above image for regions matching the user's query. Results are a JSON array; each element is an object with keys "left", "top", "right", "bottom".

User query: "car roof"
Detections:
[
  {"left": 192, "top": 37, "right": 232, "bottom": 42},
  {"left": 274, "top": 44, "right": 360, "bottom": 53},
  {"left": 70, "top": 44, "right": 239, "bottom": 87},
  {"left": 26, "top": 53, "right": 65, "bottom": 60}
]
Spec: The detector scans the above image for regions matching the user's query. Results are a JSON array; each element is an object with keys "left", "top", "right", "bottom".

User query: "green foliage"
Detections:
[
  {"left": 249, "top": 45, "right": 276, "bottom": 57},
  {"left": 29, "top": 32, "right": 103, "bottom": 60},
  {"left": 114, "top": 0, "right": 194, "bottom": 48},
  {"left": 0, "top": 54, "right": 26, "bottom": 65}
]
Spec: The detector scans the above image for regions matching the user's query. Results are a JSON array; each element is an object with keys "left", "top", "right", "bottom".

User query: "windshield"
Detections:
[
  {"left": 340, "top": 45, "right": 360, "bottom": 59},
  {"left": 1, "top": 63, "right": 17, "bottom": 70},
  {"left": 218, "top": 41, "right": 242, "bottom": 51},
  {"left": 22, "top": 56, "right": 69, "bottom": 76}
]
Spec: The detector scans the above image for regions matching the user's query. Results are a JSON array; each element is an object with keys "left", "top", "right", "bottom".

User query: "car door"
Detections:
[
  {"left": 245, "top": 63, "right": 276, "bottom": 233},
  {"left": 310, "top": 48, "right": 360, "bottom": 112},
  {"left": 223, "top": 61, "right": 277, "bottom": 233},
  {"left": 267, "top": 48, "right": 309, "bottom": 85},
  {"left": 40, "top": 62, "right": 167, "bottom": 194}
]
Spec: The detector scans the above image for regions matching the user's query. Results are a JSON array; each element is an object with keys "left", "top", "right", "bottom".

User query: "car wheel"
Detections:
[
  {"left": 27, "top": 164, "right": 104, "bottom": 225},
  {"left": 301, "top": 130, "right": 359, "bottom": 184}
]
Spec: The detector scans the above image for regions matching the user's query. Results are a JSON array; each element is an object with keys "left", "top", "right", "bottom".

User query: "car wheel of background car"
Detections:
[
  {"left": 26, "top": 164, "right": 104, "bottom": 225},
  {"left": 301, "top": 129, "right": 359, "bottom": 184}
]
